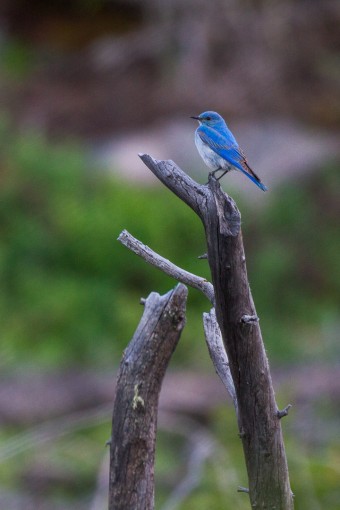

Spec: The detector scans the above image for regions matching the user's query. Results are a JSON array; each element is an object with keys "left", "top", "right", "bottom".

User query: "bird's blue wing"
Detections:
[
  {"left": 197, "top": 126, "right": 267, "bottom": 191},
  {"left": 197, "top": 125, "right": 245, "bottom": 170}
]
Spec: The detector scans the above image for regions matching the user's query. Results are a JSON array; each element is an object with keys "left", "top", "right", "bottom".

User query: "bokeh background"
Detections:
[{"left": 0, "top": 1, "right": 339, "bottom": 509}]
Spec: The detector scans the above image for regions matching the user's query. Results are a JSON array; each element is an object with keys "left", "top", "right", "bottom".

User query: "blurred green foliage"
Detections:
[
  {"left": 0, "top": 120, "right": 209, "bottom": 370},
  {"left": 0, "top": 120, "right": 339, "bottom": 371},
  {"left": 0, "top": 40, "right": 36, "bottom": 80},
  {"left": 247, "top": 166, "right": 340, "bottom": 363}
]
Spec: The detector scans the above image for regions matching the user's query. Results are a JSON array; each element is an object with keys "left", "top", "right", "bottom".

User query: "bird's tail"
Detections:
[{"left": 240, "top": 162, "right": 268, "bottom": 191}]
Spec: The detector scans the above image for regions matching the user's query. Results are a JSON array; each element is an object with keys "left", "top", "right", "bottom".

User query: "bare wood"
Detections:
[
  {"left": 238, "top": 486, "right": 250, "bottom": 494},
  {"left": 203, "top": 308, "right": 238, "bottom": 416},
  {"left": 277, "top": 404, "right": 292, "bottom": 419},
  {"left": 117, "top": 230, "right": 237, "bottom": 419},
  {"left": 109, "top": 284, "right": 187, "bottom": 510},
  {"left": 118, "top": 229, "right": 214, "bottom": 304},
  {"left": 138, "top": 154, "right": 207, "bottom": 218},
  {"left": 139, "top": 154, "right": 293, "bottom": 509}
]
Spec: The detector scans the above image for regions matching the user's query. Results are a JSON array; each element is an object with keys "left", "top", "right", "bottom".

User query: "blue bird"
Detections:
[{"left": 191, "top": 111, "right": 267, "bottom": 191}]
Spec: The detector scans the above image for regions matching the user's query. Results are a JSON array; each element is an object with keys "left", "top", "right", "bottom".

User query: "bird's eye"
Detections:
[{"left": 206, "top": 116, "right": 211, "bottom": 121}]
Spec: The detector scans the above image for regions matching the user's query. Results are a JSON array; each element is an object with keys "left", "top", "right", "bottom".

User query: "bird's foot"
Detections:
[
  {"left": 216, "top": 170, "right": 228, "bottom": 181},
  {"left": 207, "top": 168, "right": 227, "bottom": 183},
  {"left": 206, "top": 170, "right": 219, "bottom": 184}
]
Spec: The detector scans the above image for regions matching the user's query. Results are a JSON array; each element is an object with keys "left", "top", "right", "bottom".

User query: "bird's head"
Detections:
[{"left": 190, "top": 111, "right": 225, "bottom": 128}]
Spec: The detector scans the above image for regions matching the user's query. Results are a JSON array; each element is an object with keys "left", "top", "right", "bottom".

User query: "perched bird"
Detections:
[{"left": 191, "top": 111, "right": 267, "bottom": 191}]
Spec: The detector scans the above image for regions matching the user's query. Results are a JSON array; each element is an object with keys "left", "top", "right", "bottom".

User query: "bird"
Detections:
[{"left": 191, "top": 111, "right": 267, "bottom": 191}]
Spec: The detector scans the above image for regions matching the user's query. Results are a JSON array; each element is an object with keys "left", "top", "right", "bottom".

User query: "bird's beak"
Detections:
[{"left": 190, "top": 116, "right": 200, "bottom": 120}]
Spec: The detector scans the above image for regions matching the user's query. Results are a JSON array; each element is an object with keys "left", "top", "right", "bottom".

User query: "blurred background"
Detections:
[{"left": 0, "top": 1, "right": 339, "bottom": 508}]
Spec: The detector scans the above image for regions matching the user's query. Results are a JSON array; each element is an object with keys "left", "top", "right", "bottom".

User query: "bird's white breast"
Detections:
[{"left": 195, "top": 131, "right": 231, "bottom": 171}]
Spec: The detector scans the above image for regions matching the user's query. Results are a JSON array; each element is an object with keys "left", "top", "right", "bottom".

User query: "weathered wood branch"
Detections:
[
  {"left": 118, "top": 229, "right": 214, "bottom": 304},
  {"left": 108, "top": 284, "right": 187, "bottom": 510},
  {"left": 118, "top": 229, "right": 237, "bottom": 412},
  {"left": 277, "top": 404, "right": 292, "bottom": 419},
  {"left": 139, "top": 154, "right": 293, "bottom": 509},
  {"left": 203, "top": 308, "right": 238, "bottom": 416},
  {"left": 138, "top": 154, "right": 207, "bottom": 217}
]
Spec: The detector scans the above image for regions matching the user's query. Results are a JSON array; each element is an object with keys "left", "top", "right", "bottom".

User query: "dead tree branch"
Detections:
[
  {"left": 139, "top": 153, "right": 293, "bottom": 509},
  {"left": 277, "top": 404, "right": 293, "bottom": 419},
  {"left": 203, "top": 308, "right": 238, "bottom": 416},
  {"left": 118, "top": 230, "right": 214, "bottom": 304},
  {"left": 109, "top": 284, "right": 187, "bottom": 510},
  {"left": 118, "top": 230, "right": 237, "bottom": 412}
]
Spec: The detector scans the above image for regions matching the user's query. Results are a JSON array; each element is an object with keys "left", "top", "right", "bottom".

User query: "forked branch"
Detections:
[
  {"left": 117, "top": 230, "right": 237, "bottom": 410},
  {"left": 138, "top": 153, "right": 293, "bottom": 510}
]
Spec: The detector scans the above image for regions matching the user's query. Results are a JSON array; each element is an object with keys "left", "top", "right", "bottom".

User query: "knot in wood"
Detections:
[{"left": 240, "top": 314, "right": 259, "bottom": 324}]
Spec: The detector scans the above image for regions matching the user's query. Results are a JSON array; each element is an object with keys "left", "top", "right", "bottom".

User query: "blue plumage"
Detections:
[{"left": 191, "top": 111, "right": 267, "bottom": 191}]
